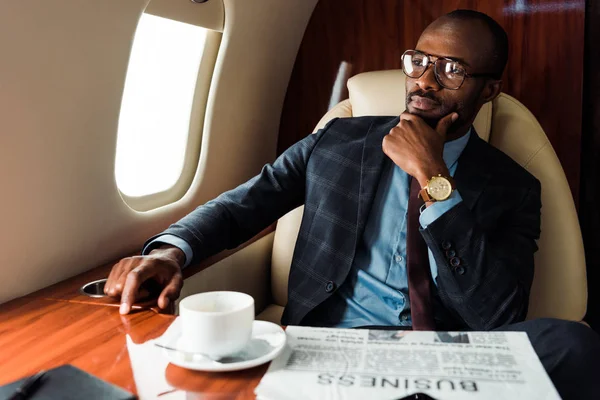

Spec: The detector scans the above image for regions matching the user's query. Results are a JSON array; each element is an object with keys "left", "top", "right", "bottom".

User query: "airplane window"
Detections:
[{"left": 115, "top": 13, "right": 207, "bottom": 198}]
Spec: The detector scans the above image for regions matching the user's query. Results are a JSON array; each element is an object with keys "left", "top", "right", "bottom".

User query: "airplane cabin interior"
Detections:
[{"left": 1, "top": 1, "right": 599, "bottom": 399}]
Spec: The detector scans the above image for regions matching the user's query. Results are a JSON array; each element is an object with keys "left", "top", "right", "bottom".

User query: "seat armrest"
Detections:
[{"left": 177, "top": 228, "right": 275, "bottom": 315}]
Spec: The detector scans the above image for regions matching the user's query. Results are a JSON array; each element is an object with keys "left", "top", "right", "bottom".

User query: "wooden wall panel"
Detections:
[
  {"left": 580, "top": 0, "right": 600, "bottom": 330},
  {"left": 278, "top": 0, "right": 585, "bottom": 202}
]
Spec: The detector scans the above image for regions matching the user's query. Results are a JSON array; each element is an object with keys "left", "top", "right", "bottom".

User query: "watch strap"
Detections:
[{"left": 418, "top": 187, "right": 434, "bottom": 202}]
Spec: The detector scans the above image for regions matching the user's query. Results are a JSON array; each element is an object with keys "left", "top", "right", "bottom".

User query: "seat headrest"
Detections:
[{"left": 347, "top": 69, "right": 493, "bottom": 141}]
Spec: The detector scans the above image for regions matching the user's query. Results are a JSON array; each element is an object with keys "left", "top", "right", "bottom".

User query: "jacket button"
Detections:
[
  {"left": 449, "top": 257, "right": 461, "bottom": 267},
  {"left": 325, "top": 281, "right": 336, "bottom": 293},
  {"left": 441, "top": 241, "right": 452, "bottom": 250},
  {"left": 445, "top": 249, "right": 456, "bottom": 258},
  {"left": 456, "top": 266, "right": 466, "bottom": 275}
]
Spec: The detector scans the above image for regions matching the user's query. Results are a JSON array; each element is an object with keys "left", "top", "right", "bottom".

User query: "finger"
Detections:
[
  {"left": 158, "top": 273, "right": 183, "bottom": 309},
  {"left": 119, "top": 264, "right": 156, "bottom": 314},
  {"left": 111, "top": 267, "right": 131, "bottom": 297},
  {"left": 435, "top": 112, "right": 459, "bottom": 137},
  {"left": 115, "top": 258, "right": 144, "bottom": 295},
  {"left": 399, "top": 112, "right": 417, "bottom": 123},
  {"left": 388, "top": 126, "right": 402, "bottom": 137},
  {"left": 105, "top": 260, "right": 125, "bottom": 295},
  {"left": 396, "top": 112, "right": 419, "bottom": 126},
  {"left": 107, "top": 258, "right": 136, "bottom": 296}
]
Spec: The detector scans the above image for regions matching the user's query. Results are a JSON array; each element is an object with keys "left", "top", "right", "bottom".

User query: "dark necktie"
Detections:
[{"left": 406, "top": 177, "right": 436, "bottom": 330}]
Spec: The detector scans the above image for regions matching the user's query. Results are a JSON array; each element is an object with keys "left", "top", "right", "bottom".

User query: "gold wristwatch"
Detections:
[{"left": 419, "top": 174, "right": 455, "bottom": 202}]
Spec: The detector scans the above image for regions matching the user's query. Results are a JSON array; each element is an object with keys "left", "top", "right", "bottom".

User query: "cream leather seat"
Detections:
[{"left": 256, "top": 69, "right": 587, "bottom": 325}]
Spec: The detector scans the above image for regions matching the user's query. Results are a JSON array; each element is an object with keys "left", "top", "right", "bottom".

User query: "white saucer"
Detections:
[{"left": 156, "top": 318, "right": 287, "bottom": 372}]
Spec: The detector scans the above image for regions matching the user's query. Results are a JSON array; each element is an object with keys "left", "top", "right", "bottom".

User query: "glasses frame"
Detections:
[{"left": 401, "top": 49, "right": 499, "bottom": 90}]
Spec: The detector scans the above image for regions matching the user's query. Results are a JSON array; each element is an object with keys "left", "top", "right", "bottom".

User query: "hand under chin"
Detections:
[{"left": 407, "top": 109, "right": 443, "bottom": 128}]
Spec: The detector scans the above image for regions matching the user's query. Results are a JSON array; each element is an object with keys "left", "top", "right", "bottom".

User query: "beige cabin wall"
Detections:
[{"left": 0, "top": 0, "right": 319, "bottom": 304}]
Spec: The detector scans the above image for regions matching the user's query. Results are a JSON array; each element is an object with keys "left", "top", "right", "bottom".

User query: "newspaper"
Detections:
[{"left": 255, "top": 326, "right": 561, "bottom": 400}]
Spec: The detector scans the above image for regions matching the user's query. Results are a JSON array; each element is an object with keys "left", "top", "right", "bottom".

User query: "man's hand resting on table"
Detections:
[{"left": 104, "top": 245, "right": 185, "bottom": 314}]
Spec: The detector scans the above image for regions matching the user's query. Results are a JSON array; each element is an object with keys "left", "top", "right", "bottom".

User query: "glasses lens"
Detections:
[
  {"left": 402, "top": 51, "right": 427, "bottom": 78},
  {"left": 436, "top": 59, "right": 466, "bottom": 89}
]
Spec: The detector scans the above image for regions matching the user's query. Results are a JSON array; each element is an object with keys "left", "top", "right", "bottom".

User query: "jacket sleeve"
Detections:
[
  {"left": 142, "top": 121, "right": 335, "bottom": 265},
  {"left": 420, "top": 179, "right": 542, "bottom": 330}
]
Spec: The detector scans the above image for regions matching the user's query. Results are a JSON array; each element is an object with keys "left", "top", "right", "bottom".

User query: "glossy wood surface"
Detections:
[
  {"left": 0, "top": 300, "right": 169, "bottom": 393},
  {"left": 279, "top": 0, "right": 585, "bottom": 202},
  {"left": 0, "top": 227, "right": 276, "bottom": 397},
  {"left": 0, "top": 299, "right": 265, "bottom": 398}
]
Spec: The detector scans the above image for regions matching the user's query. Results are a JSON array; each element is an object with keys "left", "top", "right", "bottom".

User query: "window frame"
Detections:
[{"left": 117, "top": 26, "right": 222, "bottom": 212}]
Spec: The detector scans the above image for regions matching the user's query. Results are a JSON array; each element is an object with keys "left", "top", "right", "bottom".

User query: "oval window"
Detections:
[{"left": 115, "top": 13, "right": 207, "bottom": 199}]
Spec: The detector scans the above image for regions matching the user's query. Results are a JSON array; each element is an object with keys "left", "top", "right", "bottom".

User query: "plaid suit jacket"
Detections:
[{"left": 151, "top": 116, "right": 541, "bottom": 330}]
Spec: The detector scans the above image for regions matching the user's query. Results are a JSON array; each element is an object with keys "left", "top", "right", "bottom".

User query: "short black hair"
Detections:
[{"left": 444, "top": 9, "right": 508, "bottom": 79}]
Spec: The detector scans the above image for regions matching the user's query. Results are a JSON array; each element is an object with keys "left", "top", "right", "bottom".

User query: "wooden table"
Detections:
[{"left": 0, "top": 238, "right": 274, "bottom": 399}]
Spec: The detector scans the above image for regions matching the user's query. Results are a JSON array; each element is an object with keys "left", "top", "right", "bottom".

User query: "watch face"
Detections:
[{"left": 428, "top": 176, "right": 453, "bottom": 201}]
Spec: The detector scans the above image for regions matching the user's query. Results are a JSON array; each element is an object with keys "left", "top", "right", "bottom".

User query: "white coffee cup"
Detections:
[{"left": 178, "top": 291, "right": 254, "bottom": 358}]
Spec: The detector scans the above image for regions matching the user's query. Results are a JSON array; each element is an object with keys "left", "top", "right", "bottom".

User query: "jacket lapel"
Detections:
[
  {"left": 454, "top": 130, "right": 493, "bottom": 210},
  {"left": 356, "top": 116, "right": 400, "bottom": 237}
]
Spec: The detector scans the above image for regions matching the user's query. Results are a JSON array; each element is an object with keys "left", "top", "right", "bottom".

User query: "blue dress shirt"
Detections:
[
  {"left": 308, "top": 129, "right": 471, "bottom": 328},
  {"left": 144, "top": 129, "right": 471, "bottom": 328}
]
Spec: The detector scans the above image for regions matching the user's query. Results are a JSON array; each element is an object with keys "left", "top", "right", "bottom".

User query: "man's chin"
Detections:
[{"left": 406, "top": 106, "right": 443, "bottom": 128}]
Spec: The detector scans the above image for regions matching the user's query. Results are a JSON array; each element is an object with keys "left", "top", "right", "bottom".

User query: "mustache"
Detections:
[{"left": 407, "top": 90, "right": 441, "bottom": 105}]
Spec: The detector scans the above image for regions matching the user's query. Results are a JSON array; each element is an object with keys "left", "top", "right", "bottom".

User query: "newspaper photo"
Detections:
[{"left": 255, "top": 326, "right": 561, "bottom": 400}]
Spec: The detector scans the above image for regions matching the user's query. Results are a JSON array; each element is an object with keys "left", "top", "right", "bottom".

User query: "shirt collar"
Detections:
[{"left": 443, "top": 127, "right": 471, "bottom": 169}]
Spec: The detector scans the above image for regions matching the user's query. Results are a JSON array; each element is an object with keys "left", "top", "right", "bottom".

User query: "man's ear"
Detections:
[{"left": 481, "top": 79, "right": 503, "bottom": 103}]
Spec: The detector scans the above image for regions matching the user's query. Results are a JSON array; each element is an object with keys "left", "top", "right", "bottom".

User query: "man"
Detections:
[{"left": 106, "top": 10, "right": 599, "bottom": 398}]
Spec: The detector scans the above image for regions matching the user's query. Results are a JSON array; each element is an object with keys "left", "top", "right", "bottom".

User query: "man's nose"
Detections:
[{"left": 415, "top": 64, "right": 441, "bottom": 91}]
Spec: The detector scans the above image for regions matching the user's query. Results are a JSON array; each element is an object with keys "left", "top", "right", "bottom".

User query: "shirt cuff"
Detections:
[
  {"left": 142, "top": 234, "right": 193, "bottom": 269},
  {"left": 428, "top": 249, "right": 438, "bottom": 285},
  {"left": 419, "top": 190, "right": 463, "bottom": 229}
]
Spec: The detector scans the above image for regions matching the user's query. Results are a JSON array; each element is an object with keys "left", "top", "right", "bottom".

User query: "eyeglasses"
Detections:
[{"left": 401, "top": 50, "right": 498, "bottom": 90}]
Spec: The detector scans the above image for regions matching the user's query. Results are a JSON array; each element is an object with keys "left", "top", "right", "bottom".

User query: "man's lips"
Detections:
[{"left": 409, "top": 95, "right": 440, "bottom": 111}]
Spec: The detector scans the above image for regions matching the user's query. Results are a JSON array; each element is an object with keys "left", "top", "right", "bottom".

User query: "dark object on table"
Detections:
[
  {"left": 6, "top": 370, "right": 45, "bottom": 400},
  {"left": 0, "top": 365, "right": 135, "bottom": 400},
  {"left": 396, "top": 394, "right": 438, "bottom": 400}
]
